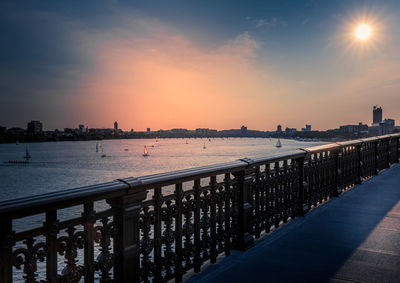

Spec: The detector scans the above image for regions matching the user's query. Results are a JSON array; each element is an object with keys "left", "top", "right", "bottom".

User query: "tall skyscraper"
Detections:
[
  {"left": 277, "top": 125, "right": 282, "bottom": 133},
  {"left": 114, "top": 121, "right": 118, "bottom": 130},
  {"left": 373, "top": 106, "right": 382, "bottom": 124}
]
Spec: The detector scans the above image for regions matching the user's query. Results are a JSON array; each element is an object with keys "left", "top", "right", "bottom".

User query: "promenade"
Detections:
[{"left": 187, "top": 164, "right": 400, "bottom": 283}]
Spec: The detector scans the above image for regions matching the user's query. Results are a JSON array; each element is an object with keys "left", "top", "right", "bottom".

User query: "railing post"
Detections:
[
  {"left": 107, "top": 183, "right": 147, "bottom": 283},
  {"left": 232, "top": 159, "right": 255, "bottom": 250},
  {"left": 295, "top": 156, "right": 305, "bottom": 217},
  {"left": 386, "top": 138, "right": 390, "bottom": 168},
  {"left": 333, "top": 148, "right": 340, "bottom": 197},
  {"left": 396, "top": 136, "right": 400, "bottom": 163},
  {"left": 44, "top": 211, "right": 58, "bottom": 283},
  {"left": 356, "top": 144, "right": 362, "bottom": 184},
  {"left": 0, "top": 218, "right": 13, "bottom": 283},
  {"left": 373, "top": 140, "right": 379, "bottom": 175}
]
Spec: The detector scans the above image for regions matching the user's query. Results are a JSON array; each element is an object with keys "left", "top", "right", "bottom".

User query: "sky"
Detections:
[{"left": 0, "top": 0, "right": 399, "bottom": 131}]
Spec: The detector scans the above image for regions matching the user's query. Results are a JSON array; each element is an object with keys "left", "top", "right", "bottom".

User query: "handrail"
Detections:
[{"left": 0, "top": 133, "right": 398, "bottom": 283}]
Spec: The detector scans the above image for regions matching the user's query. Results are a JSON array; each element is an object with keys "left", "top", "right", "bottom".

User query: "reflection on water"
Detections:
[{"left": 0, "top": 138, "right": 325, "bottom": 201}]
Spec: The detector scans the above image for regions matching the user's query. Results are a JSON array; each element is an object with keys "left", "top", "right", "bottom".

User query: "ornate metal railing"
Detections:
[{"left": 0, "top": 134, "right": 399, "bottom": 283}]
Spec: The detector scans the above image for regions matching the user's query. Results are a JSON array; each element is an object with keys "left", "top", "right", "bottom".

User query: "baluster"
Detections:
[
  {"left": 254, "top": 166, "right": 261, "bottom": 238},
  {"left": 209, "top": 176, "right": 217, "bottom": 263},
  {"left": 193, "top": 179, "right": 201, "bottom": 272},
  {"left": 223, "top": 173, "right": 231, "bottom": 256},
  {"left": 107, "top": 186, "right": 148, "bottom": 283},
  {"left": 265, "top": 164, "right": 271, "bottom": 232},
  {"left": 0, "top": 218, "right": 13, "bottom": 283},
  {"left": 396, "top": 136, "right": 400, "bottom": 163},
  {"left": 45, "top": 210, "right": 58, "bottom": 283},
  {"left": 356, "top": 144, "right": 362, "bottom": 184},
  {"left": 274, "top": 161, "right": 280, "bottom": 228},
  {"left": 386, "top": 138, "right": 390, "bottom": 168},
  {"left": 174, "top": 183, "right": 183, "bottom": 282},
  {"left": 232, "top": 165, "right": 255, "bottom": 250},
  {"left": 374, "top": 141, "right": 379, "bottom": 175},
  {"left": 295, "top": 156, "right": 305, "bottom": 217},
  {"left": 153, "top": 187, "right": 163, "bottom": 281},
  {"left": 282, "top": 160, "right": 288, "bottom": 223},
  {"left": 333, "top": 148, "right": 340, "bottom": 197}
]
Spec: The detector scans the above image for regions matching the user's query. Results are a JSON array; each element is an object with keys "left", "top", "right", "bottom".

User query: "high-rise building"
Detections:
[
  {"left": 306, "top": 125, "right": 311, "bottom": 131},
  {"left": 277, "top": 125, "right": 282, "bottom": 133},
  {"left": 373, "top": 106, "right": 382, "bottom": 124},
  {"left": 78, "top": 124, "right": 84, "bottom": 133},
  {"left": 114, "top": 121, "right": 118, "bottom": 130},
  {"left": 147, "top": 128, "right": 151, "bottom": 132},
  {"left": 27, "top": 120, "right": 43, "bottom": 134},
  {"left": 240, "top": 125, "right": 247, "bottom": 136}
]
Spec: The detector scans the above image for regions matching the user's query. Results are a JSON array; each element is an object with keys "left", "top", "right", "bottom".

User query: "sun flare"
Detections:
[{"left": 355, "top": 24, "right": 371, "bottom": 39}]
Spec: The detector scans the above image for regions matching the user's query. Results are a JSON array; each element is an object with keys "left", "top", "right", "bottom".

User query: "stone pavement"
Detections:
[{"left": 186, "top": 164, "right": 400, "bottom": 283}]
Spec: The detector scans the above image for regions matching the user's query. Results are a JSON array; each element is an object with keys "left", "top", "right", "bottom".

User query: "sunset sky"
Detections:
[{"left": 1, "top": 0, "right": 399, "bottom": 131}]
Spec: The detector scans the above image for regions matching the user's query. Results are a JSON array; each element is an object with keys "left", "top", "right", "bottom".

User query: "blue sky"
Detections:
[{"left": 1, "top": 0, "right": 399, "bottom": 130}]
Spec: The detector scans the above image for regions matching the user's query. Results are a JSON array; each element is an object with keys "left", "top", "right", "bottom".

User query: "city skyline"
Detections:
[{"left": 1, "top": 1, "right": 400, "bottom": 131}]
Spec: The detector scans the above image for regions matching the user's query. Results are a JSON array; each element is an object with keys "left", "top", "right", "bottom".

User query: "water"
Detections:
[{"left": 0, "top": 138, "right": 325, "bottom": 201}]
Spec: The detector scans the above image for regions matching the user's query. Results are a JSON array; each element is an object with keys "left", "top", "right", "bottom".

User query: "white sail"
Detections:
[{"left": 276, "top": 139, "right": 282, "bottom": 148}]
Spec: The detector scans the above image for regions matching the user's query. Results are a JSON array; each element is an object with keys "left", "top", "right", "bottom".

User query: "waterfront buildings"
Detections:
[
  {"left": 27, "top": 120, "right": 43, "bottom": 134},
  {"left": 114, "top": 121, "right": 118, "bottom": 130}
]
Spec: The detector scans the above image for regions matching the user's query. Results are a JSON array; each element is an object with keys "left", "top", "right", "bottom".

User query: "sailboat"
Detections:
[
  {"left": 24, "top": 146, "right": 31, "bottom": 160},
  {"left": 143, "top": 146, "right": 149, "bottom": 157},
  {"left": 96, "top": 143, "right": 99, "bottom": 152},
  {"left": 275, "top": 139, "right": 282, "bottom": 148},
  {"left": 123, "top": 145, "right": 129, "bottom": 151},
  {"left": 101, "top": 147, "right": 106, "bottom": 157},
  {"left": 186, "top": 140, "right": 189, "bottom": 144},
  {"left": 203, "top": 142, "right": 206, "bottom": 149}
]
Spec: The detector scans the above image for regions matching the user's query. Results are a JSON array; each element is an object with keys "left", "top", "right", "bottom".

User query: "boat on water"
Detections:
[
  {"left": 186, "top": 140, "right": 188, "bottom": 144},
  {"left": 123, "top": 145, "right": 129, "bottom": 151},
  {"left": 8, "top": 146, "right": 31, "bottom": 164},
  {"left": 24, "top": 146, "right": 31, "bottom": 160},
  {"left": 203, "top": 143, "right": 206, "bottom": 149},
  {"left": 96, "top": 143, "right": 99, "bottom": 152},
  {"left": 143, "top": 146, "right": 149, "bottom": 157},
  {"left": 101, "top": 147, "right": 106, "bottom": 157},
  {"left": 276, "top": 139, "right": 282, "bottom": 148}
]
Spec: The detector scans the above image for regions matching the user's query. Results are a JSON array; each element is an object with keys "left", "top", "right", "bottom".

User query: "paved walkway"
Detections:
[{"left": 187, "top": 164, "right": 400, "bottom": 283}]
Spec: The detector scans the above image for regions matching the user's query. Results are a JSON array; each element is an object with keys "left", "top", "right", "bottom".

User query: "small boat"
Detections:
[
  {"left": 186, "top": 140, "right": 188, "bottom": 144},
  {"left": 208, "top": 138, "right": 211, "bottom": 142},
  {"left": 96, "top": 143, "right": 99, "bottom": 152},
  {"left": 203, "top": 143, "right": 206, "bottom": 149},
  {"left": 24, "top": 146, "right": 31, "bottom": 160},
  {"left": 123, "top": 145, "right": 129, "bottom": 151},
  {"left": 275, "top": 139, "right": 282, "bottom": 148},
  {"left": 143, "top": 146, "right": 149, "bottom": 157},
  {"left": 101, "top": 148, "right": 106, "bottom": 157}
]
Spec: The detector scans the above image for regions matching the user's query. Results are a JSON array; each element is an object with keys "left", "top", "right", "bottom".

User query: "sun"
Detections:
[{"left": 355, "top": 24, "right": 371, "bottom": 39}]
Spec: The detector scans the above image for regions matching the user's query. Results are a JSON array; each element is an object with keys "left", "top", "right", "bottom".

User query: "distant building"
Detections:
[
  {"left": 241, "top": 125, "right": 247, "bottom": 136},
  {"left": 27, "top": 120, "right": 43, "bottom": 134},
  {"left": 285, "top": 127, "right": 297, "bottom": 134},
  {"left": 277, "top": 125, "right": 282, "bottom": 133},
  {"left": 7, "top": 127, "right": 25, "bottom": 134},
  {"left": 114, "top": 121, "right": 118, "bottom": 130},
  {"left": 379, "top": 119, "right": 395, "bottom": 135},
  {"left": 373, "top": 106, "right": 382, "bottom": 125},
  {"left": 306, "top": 125, "right": 311, "bottom": 131},
  {"left": 147, "top": 128, "right": 151, "bottom": 132},
  {"left": 78, "top": 124, "right": 85, "bottom": 134},
  {"left": 340, "top": 122, "right": 368, "bottom": 134}
]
